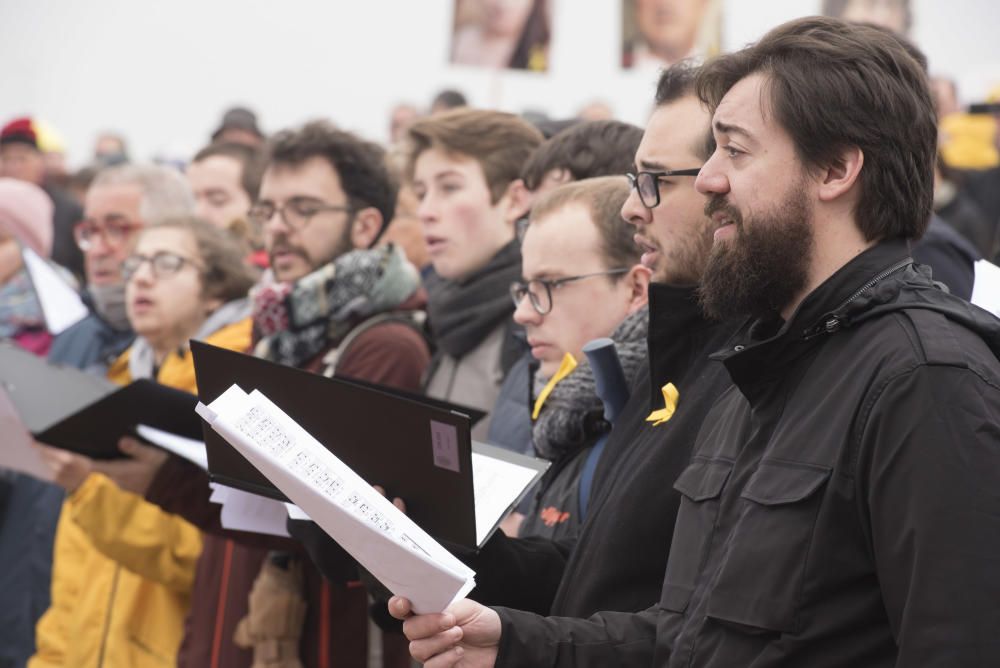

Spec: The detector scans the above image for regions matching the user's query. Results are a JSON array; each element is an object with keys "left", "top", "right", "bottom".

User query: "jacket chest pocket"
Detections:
[
  {"left": 705, "top": 460, "right": 830, "bottom": 634},
  {"left": 659, "top": 457, "right": 733, "bottom": 614}
]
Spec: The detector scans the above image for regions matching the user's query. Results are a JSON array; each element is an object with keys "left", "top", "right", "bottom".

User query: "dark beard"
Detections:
[{"left": 698, "top": 187, "right": 813, "bottom": 321}]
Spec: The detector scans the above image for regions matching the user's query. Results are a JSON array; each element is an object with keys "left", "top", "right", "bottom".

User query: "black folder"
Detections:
[
  {"left": 191, "top": 340, "right": 490, "bottom": 548},
  {"left": 0, "top": 342, "right": 202, "bottom": 459}
]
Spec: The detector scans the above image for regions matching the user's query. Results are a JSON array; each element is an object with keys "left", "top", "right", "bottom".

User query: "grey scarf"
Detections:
[
  {"left": 128, "top": 297, "right": 252, "bottom": 380},
  {"left": 532, "top": 307, "right": 649, "bottom": 461},
  {"left": 253, "top": 244, "right": 421, "bottom": 368}
]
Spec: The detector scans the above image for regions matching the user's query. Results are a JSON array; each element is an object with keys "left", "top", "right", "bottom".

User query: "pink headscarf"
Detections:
[{"left": 0, "top": 177, "right": 54, "bottom": 257}]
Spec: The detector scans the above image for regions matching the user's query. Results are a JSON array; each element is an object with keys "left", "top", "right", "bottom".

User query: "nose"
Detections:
[
  {"left": 620, "top": 186, "right": 651, "bottom": 228},
  {"left": 512, "top": 290, "right": 543, "bottom": 327},
  {"left": 415, "top": 191, "right": 437, "bottom": 224},
  {"left": 694, "top": 152, "right": 729, "bottom": 196}
]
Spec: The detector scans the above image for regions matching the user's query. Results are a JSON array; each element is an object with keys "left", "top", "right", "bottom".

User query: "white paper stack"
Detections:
[{"left": 197, "top": 385, "right": 476, "bottom": 613}]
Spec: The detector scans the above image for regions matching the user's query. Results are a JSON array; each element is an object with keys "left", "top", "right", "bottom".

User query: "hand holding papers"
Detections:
[{"left": 198, "top": 385, "right": 476, "bottom": 613}]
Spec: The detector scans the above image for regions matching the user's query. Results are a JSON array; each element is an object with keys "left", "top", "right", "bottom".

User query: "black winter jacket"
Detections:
[
  {"left": 465, "top": 284, "right": 734, "bottom": 618},
  {"left": 496, "top": 240, "right": 1000, "bottom": 667}
]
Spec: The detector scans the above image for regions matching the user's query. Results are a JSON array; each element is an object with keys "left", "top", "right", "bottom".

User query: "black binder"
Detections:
[
  {"left": 191, "top": 340, "right": 489, "bottom": 548},
  {"left": 0, "top": 342, "right": 202, "bottom": 459}
]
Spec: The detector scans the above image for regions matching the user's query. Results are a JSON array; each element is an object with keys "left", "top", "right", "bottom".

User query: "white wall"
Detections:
[{"left": 1, "top": 0, "right": 997, "bottom": 168}]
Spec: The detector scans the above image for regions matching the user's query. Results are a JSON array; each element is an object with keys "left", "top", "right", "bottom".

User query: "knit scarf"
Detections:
[
  {"left": 425, "top": 239, "right": 521, "bottom": 359},
  {"left": 0, "top": 269, "right": 45, "bottom": 339},
  {"left": 532, "top": 306, "right": 649, "bottom": 461},
  {"left": 252, "top": 244, "right": 421, "bottom": 368}
]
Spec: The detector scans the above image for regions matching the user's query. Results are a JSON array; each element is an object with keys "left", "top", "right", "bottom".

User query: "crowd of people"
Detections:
[{"left": 1, "top": 13, "right": 1000, "bottom": 668}]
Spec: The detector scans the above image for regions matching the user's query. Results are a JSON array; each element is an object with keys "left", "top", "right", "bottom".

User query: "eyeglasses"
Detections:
[
  {"left": 73, "top": 216, "right": 143, "bottom": 251},
  {"left": 510, "top": 268, "right": 630, "bottom": 315},
  {"left": 626, "top": 168, "right": 701, "bottom": 209},
  {"left": 121, "top": 251, "right": 201, "bottom": 281},
  {"left": 247, "top": 197, "right": 353, "bottom": 230}
]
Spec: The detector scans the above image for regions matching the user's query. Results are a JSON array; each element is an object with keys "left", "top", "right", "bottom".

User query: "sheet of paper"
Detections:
[
  {"left": 199, "top": 385, "right": 476, "bottom": 613},
  {"left": 972, "top": 259, "right": 1000, "bottom": 318},
  {"left": 136, "top": 424, "right": 208, "bottom": 470},
  {"left": 208, "top": 482, "right": 291, "bottom": 537},
  {"left": 0, "top": 387, "right": 54, "bottom": 482},
  {"left": 22, "top": 247, "right": 88, "bottom": 335},
  {"left": 472, "top": 451, "right": 542, "bottom": 545}
]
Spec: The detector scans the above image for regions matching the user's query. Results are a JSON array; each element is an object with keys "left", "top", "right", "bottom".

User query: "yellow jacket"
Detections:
[{"left": 30, "top": 318, "right": 252, "bottom": 668}]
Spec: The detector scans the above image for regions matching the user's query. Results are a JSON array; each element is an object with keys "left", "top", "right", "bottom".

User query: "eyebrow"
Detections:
[
  {"left": 638, "top": 159, "right": 668, "bottom": 171},
  {"left": 713, "top": 120, "right": 753, "bottom": 140},
  {"left": 433, "top": 169, "right": 465, "bottom": 181}
]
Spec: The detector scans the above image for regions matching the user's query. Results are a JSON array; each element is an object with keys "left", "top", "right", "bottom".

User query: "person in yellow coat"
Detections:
[{"left": 32, "top": 217, "right": 257, "bottom": 667}]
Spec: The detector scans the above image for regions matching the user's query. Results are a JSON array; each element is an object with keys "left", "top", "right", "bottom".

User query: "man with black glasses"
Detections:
[{"left": 382, "top": 60, "right": 737, "bottom": 653}]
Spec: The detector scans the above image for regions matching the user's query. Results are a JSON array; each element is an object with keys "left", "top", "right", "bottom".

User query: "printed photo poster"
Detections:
[
  {"left": 450, "top": 0, "right": 552, "bottom": 72},
  {"left": 621, "top": 0, "right": 723, "bottom": 70},
  {"left": 821, "top": 0, "right": 913, "bottom": 36}
]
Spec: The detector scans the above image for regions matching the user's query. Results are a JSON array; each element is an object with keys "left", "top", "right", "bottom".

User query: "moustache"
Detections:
[{"left": 704, "top": 195, "right": 743, "bottom": 224}]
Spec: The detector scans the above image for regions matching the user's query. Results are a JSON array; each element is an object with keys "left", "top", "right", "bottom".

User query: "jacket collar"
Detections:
[
  {"left": 712, "top": 240, "right": 913, "bottom": 393},
  {"left": 645, "top": 282, "right": 719, "bottom": 405}
]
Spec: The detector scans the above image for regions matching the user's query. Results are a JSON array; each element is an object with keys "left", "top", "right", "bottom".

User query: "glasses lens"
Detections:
[
  {"left": 528, "top": 280, "right": 551, "bottom": 314},
  {"left": 247, "top": 204, "right": 272, "bottom": 226},
  {"left": 152, "top": 253, "right": 185, "bottom": 276},
  {"left": 73, "top": 223, "right": 94, "bottom": 251},
  {"left": 122, "top": 256, "right": 142, "bottom": 280},
  {"left": 638, "top": 173, "right": 658, "bottom": 208}
]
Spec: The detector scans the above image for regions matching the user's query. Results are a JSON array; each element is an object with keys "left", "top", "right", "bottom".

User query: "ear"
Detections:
[
  {"left": 501, "top": 179, "right": 533, "bottom": 226},
  {"left": 349, "top": 206, "right": 384, "bottom": 249},
  {"left": 624, "top": 264, "right": 652, "bottom": 315},
  {"left": 818, "top": 145, "right": 864, "bottom": 203}
]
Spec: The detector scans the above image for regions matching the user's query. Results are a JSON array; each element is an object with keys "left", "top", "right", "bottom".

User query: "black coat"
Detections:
[
  {"left": 465, "top": 284, "right": 735, "bottom": 618},
  {"left": 496, "top": 240, "right": 1000, "bottom": 667}
]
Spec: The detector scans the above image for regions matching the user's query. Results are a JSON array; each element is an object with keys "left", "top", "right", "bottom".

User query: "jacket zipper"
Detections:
[
  {"left": 96, "top": 566, "right": 120, "bottom": 668},
  {"left": 804, "top": 259, "right": 912, "bottom": 338}
]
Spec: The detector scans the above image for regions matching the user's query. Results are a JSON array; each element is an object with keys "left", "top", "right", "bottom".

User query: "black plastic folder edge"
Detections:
[
  {"left": 191, "top": 341, "right": 484, "bottom": 547},
  {"left": 34, "top": 379, "right": 202, "bottom": 459}
]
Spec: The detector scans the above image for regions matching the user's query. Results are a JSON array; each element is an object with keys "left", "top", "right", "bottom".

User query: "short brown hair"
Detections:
[
  {"left": 521, "top": 120, "right": 643, "bottom": 191},
  {"left": 192, "top": 141, "right": 264, "bottom": 200},
  {"left": 528, "top": 176, "right": 638, "bottom": 276},
  {"left": 144, "top": 216, "right": 257, "bottom": 303},
  {"left": 696, "top": 16, "right": 936, "bottom": 241},
  {"left": 265, "top": 121, "right": 397, "bottom": 242},
  {"left": 405, "top": 109, "right": 544, "bottom": 203}
]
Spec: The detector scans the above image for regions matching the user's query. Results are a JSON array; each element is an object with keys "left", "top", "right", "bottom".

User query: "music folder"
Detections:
[
  {"left": 190, "top": 340, "right": 546, "bottom": 549},
  {"left": 0, "top": 342, "right": 202, "bottom": 459}
]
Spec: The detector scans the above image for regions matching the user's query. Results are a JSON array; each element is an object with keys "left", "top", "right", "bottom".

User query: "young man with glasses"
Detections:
[
  {"left": 138, "top": 120, "right": 430, "bottom": 668},
  {"left": 509, "top": 176, "right": 649, "bottom": 543}
]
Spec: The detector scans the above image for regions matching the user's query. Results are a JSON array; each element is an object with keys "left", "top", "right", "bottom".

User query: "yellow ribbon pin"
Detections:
[
  {"left": 645, "top": 382, "right": 679, "bottom": 426},
  {"left": 532, "top": 353, "right": 578, "bottom": 420}
]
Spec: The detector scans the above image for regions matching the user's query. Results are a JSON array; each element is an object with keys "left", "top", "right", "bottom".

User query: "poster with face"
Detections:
[
  {"left": 821, "top": 0, "right": 912, "bottom": 35},
  {"left": 450, "top": 0, "right": 551, "bottom": 72},
  {"left": 621, "top": 0, "right": 722, "bottom": 70}
]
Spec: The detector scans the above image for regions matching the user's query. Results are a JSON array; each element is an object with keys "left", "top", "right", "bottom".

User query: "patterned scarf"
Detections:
[
  {"left": 532, "top": 307, "right": 649, "bottom": 461},
  {"left": 252, "top": 244, "right": 421, "bottom": 368},
  {"left": 0, "top": 269, "right": 45, "bottom": 339}
]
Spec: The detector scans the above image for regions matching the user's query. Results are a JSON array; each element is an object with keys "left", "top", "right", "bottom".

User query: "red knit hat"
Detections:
[{"left": 0, "top": 117, "right": 39, "bottom": 149}]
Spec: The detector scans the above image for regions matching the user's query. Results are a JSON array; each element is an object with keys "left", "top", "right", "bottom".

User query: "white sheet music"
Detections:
[
  {"left": 471, "top": 450, "right": 542, "bottom": 545},
  {"left": 197, "top": 385, "right": 476, "bottom": 613},
  {"left": 22, "top": 247, "right": 88, "bottom": 335},
  {"left": 972, "top": 259, "right": 1000, "bottom": 318}
]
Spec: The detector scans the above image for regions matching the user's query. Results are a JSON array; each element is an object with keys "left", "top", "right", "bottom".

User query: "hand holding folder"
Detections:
[{"left": 197, "top": 384, "right": 477, "bottom": 613}]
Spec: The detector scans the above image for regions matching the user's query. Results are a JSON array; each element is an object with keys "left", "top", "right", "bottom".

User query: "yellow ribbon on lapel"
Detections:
[
  {"left": 532, "top": 352, "right": 578, "bottom": 420},
  {"left": 645, "top": 382, "right": 679, "bottom": 426}
]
